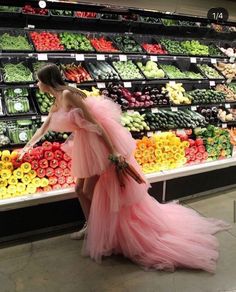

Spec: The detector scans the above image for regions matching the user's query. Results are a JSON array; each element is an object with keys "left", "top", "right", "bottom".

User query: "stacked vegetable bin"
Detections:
[{"left": 0, "top": 5, "right": 235, "bottom": 200}]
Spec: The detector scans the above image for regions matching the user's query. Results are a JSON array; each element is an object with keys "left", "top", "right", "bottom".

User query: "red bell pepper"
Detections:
[
  {"left": 54, "top": 167, "right": 64, "bottom": 177},
  {"left": 44, "top": 151, "right": 54, "bottom": 160},
  {"left": 59, "top": 160, "right": 67, "bottom": 169},
  {"left": 54, "top": 150, "right": 63, "bottom": 160},
  {"left": 31, "top": 160, "right": 39, "bottom": 170},
  {"left": 50, "top": 159, "right": 59, "bottom": 169},
  {"left": 36, "top": 168, "right": 46, "bottom": 178},
  {"left": 52, "top": 142, "right": 61, "bottom": 151},
  {"left": 58, "top": 176, "right": 66, "bottom": 185},
  {"left": 46, "top": 167, "right": 55, "bottom": 177},
  {"left": 63, "top": 168, "right": 70, "bottom": 177},
  {"left": 39, "top": 159, "right": 49, "bottom": 169},
  {"left": 42, "top": 141, "right": 53, "bottom": 151},
  {"left": 63, "top": 153, "right": 71, "bottom": 162},
  {"left": 48, "top": 176, "right": 58, "bottom": 185}
]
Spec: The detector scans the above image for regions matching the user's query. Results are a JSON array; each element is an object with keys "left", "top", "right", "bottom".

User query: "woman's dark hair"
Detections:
[{"left": 37, "top": 63, "right": 86, "bottom": 98}]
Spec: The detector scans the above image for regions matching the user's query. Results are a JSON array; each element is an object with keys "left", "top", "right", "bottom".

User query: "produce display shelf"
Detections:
[
  {"left": 1, "top": 156, "right": 236, "bottom": 211},
  {"left": 0, "top": 52, "right": 229, "bottom": 63},
  {"left": 0, "top": 79, "right": 227, "bottom": 89}
]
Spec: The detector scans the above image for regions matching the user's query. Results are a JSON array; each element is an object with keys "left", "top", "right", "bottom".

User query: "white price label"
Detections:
[
  {"left": 76, "top": 54, "right": 85, "bottom": 61},
  {"left": 169, "top": 81, "right": 176, "bottom": 85},
  {"left": 211, "top": 58, "right": 217, "bottom": 64},
  {"left": 96, "top": 54, "right": 105, "bottom": 60},
  {"left": 29, "top": 84, "right": 34, "bottom": 88},
  {"left": 41, "top": 116, "right": 47, "bottom": 122},
  {"left": 151, "top": 108, "right": 159, "bottom": 113},
  {"left": 127, "top": 110, "right": 134, "bottom": 114},
  {"left": 28, "top": 53, "right": 33, "bottom": 57},
  {"left": 147, "top": 132, "right": 153, "bottom": 137},
  {"left": 171, "top": 107, "right": 178, "bottom": 112},
  {"left": 119, "top": 55, "right": 127, "bottom": 61},
  {"left": 173, "top": 56, "right": 177, "bottom": 60},
  {"left": 31, "top": 116, "right": 37, "bottom": 120},
  {"left": 37, "top": 54, "right": 48, "bottom": 61},
  {"left": 191, "top": 106, "right": 197, "bottom": 111},
  {"left": 222, "top": 123, "right": 227, "bottom": 128},
  {"left": 190, "top": 57, "right": 197, "bottom": 63},
  {"left": 230, "top": 57, "right": 235, "bottom": 63},
  {"left": 27, "top": 24, "right": 35, "bottom": 29},
  {"left": 210, "top": 81, "right": 216, "bottom": 86},
  {"left": 123, "top": 82, "right": 132, "bottom": 88},
  {"left": 150, "top": 56, "right": 158, "bottom": 62},
  {"left": 225, "top": 103, "right": 231, "bottom": 109},
  {"left": 69, "top": 83, "right": 77, "bottom": 88},
  {"left": 97, "top": 82, "right": 106, "bottom": 89}
]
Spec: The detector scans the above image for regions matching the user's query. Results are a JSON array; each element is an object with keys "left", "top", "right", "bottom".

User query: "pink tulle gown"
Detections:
[{"left": 49, "top": 96, "right": 230, "bottom": 273}]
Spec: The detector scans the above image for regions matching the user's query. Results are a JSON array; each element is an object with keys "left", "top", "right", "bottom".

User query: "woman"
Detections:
[{"left": 20, "top": 63, "right": 230, "bottom": 273}]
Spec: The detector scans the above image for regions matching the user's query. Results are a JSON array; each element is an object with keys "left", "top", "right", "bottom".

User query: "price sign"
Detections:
[
  {"left": 225, "top": 103, "right": 231, "bottom": 109},
  {"left": 37, "top": 54, "right": 48, "bottom": 61},
  {"left": 207, "top": 7, "right": 229, "bottom": 21},
  {"left": 151, "top": 108, "right": 159, "bottom": 113},
  {"left": 97, "top": 82, "right": 106, "bottom": 89},
  {"left": 76, "top": 54, "right": 85, "bottom": 61},
  {"left": 147, "top": 132, "right": 153, "bottom": 137},
  {"left": 190, "top": 57, "right": 197, "bottom": 63},
  {"left": 150, "top": 56, "right": 158, "bottom": 62},
  {"left": 210, "top": 81, "right": 216, "bottom": 86},
  {"left": 171, "top": 107, "right": 178, "bottom": 112},
  {"left": 29, "top": 84, "right": 34, "bottom": 88},
  {"left": 211, "top": 58, "right": 217, "bottom": 64},
  {"left": 96, "top": 54, "right": 105, "bottom": 61},
  {"left": 169, "top": 81, "right": 176, "bottom": 85},
  {"left": 222, "top": 123, "right": 227, "bottom": 128},
  {"left": 191, "top": 106, "right": 197, "bottom": 111},
  {"left": 119, "top": 55, "right": 127, "bottom": 61},
  {"left": 123, "top": 82, "right": 132, "bottom": 88}
]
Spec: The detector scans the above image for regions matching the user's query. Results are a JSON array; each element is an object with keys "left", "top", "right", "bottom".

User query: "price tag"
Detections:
[
  {"left": 31, "top": 116, "right": 37, "bottom": 120},
  {"left": 127, "top": 110, "right": 134, "bottom": 114},
  {"left": 173, "top": 56, "right": 177, "bottom": 60},
  {"left": 191, "top": 106, "right": 197, "bottom": 111},
  {"left": 119, "top": 55, "right": 127, "bottom": 61},
  {"left": 198, "top": 80, "right": 202, "bottom": 84},
  {"left": 76, "top": 54, "right": 85, "bottom": 61},
  {"left": 69, "top": 83, "right": 77, "bottom": 88},
  {"left": 190, "top": 57, "right": 197, "bottom": 63},
  {"left": 97, "top": 82, "right": 106, "bottom": 89},
  {"left": 27, "top": 24, "right": 35, "bottom": 29},
  {"left": 141, "top": 81, "right": 146, "bottom": 84},
  {"left": 96, "top": 54, "right": 105, "bottom": 61},
  {"left": 150, "top": 56, "right": 158, "bottom": 62},
  {"left": 123, "top": 82, "right": 132, "bottom": 88},
  {"left": 29, "top": 84, "right": 34, "bottom": 88},
  {"left": 211, "top": 58, "right": 217, "bottom": 64},
  {"left": 171, "top": 107, "right": 178, "bottom": 112},
  {"left": 151, "top": 108, "right": 159, "bottom": 113},
  {"left": 147, "top": 132, "right": 153, "bottom": 137},
  {"left": 37, "top": 54, "right": 48, "bottom": 61},
  {"left": 142, "top": 55, "right": 147, "bottom": 59},
  {"left": 230, "top": 57, "right": 235, "bottom": 63},
  {"left": 210, "top": 81, "right": 216, "bottom": 87},
  {"left": 28, "top": 53, "right": 33, "bottom": 57},
  {"left": 225, "top": 103, "right": 231, "bottom": 109},
  {"left": 169, "top": 81, "right": 176, "bottom": 85},
  {"left": 222, "top": 123, "right": 227, "bottom": 128}
]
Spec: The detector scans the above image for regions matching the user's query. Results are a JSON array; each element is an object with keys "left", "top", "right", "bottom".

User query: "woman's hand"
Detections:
[{"left": 17, "top": 144, "right": 33, "bottom": 161}]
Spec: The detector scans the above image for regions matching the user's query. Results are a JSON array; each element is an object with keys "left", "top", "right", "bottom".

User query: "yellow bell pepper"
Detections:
[
  {"left": 26, "top": 183, "right": 37, "bottom": 194},
  {"left": 0, "top": 161, "right": 5, "bottom": 170},
  {"left": 7, "top": 185, "right": 17, "bottom": 194},
  {"left": 28, "top": 170, "right": 37, "bottom": 179},
  {"left": 22, "top": 174, "right": 31, "bottom": 185},
  {"left": 13, "top": 168, "right": 23, "bottom": 179},
  {"left": 8, "top": 176, "right": 18, "bottom": 185},
  {"left": 10, "top": 150, "right": 18, "bottom": 160},
  {"left": 40, "top": 178, "right": 49, "bottom": 187},
  {"left": 4, "top": 162, "right": 13, "bottom": 171},
  {"left": 0, "top": 187, "right": 7, "bottom": 197},
  {"left": 17, "top": 183, "right": 26, "bottom": 193},
  {"left": 21, "top": 162, "right": 31, "bottom": 173},
  {"left": 1, "top": 169, "right": 11, "bottom": 180},
  {"left": 32, "top": 177, "right": 41, "bottom": 187},
  {"left": 1, "top": 150, "right": 11, "bottom": 163}
]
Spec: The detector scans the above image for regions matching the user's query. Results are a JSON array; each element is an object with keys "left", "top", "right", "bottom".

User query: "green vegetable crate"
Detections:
[
  {"left": 111, "top": 35, "right": 144, "bottom": 54},
  {"left": 0, "top": 6, "right": 21, "bottom": 18},
  {"left": 1, "top": 60, "right": 35, "bottom": 84},
  {"left": 50, "top": 10, "right": 74, "bottom": 22},
  {"left": 87, "top": 33, "right": 120, "bottom": 53},
  {"left": 2, "top": 88, "right": 37, "bottom": 116},
  {"left": 59, "top": 32, "right": 94, "bottom": 52},
  {"left": 86, "top": 61, "right": 120, "bottom": 81},
  {"left": 0, "top": 30, "right": 33, "bottom": 52}
]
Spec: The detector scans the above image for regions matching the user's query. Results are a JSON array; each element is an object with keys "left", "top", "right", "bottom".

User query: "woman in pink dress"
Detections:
[{"left": 20, "top": 64, "right": 230, "bottom": 273}]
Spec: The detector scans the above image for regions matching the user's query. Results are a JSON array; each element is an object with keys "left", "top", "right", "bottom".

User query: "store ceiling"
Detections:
[{"left": 52, "top": 0, "right": 236, "bottom": 22}]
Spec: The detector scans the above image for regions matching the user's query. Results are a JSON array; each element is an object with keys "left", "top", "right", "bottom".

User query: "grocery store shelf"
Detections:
[
  {"left": 146, "top": 156, "right": 236, "bottom": 183},
  {"left": 1, "top": 156, "right": 236, "bottom": 211},
  {"left": 0, "top": 52, "right": 229, "bottom": 63}
]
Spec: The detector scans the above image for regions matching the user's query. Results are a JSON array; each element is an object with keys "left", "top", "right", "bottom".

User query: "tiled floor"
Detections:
[{"left": 1, "top": 189, "right": 236, "bottom": 292}]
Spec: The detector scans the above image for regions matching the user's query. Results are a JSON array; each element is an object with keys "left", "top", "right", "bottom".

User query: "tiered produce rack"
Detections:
[{"left": 0, "top": 0, "right": 236, "bottom": 240}]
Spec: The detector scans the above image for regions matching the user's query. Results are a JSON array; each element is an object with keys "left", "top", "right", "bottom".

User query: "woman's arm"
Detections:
[
  {"left": 18, "top": 112, "right": 53, "bottom": 159},
  {"left": 64, "top": 90, "right": 117, "bottom": 155}
]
